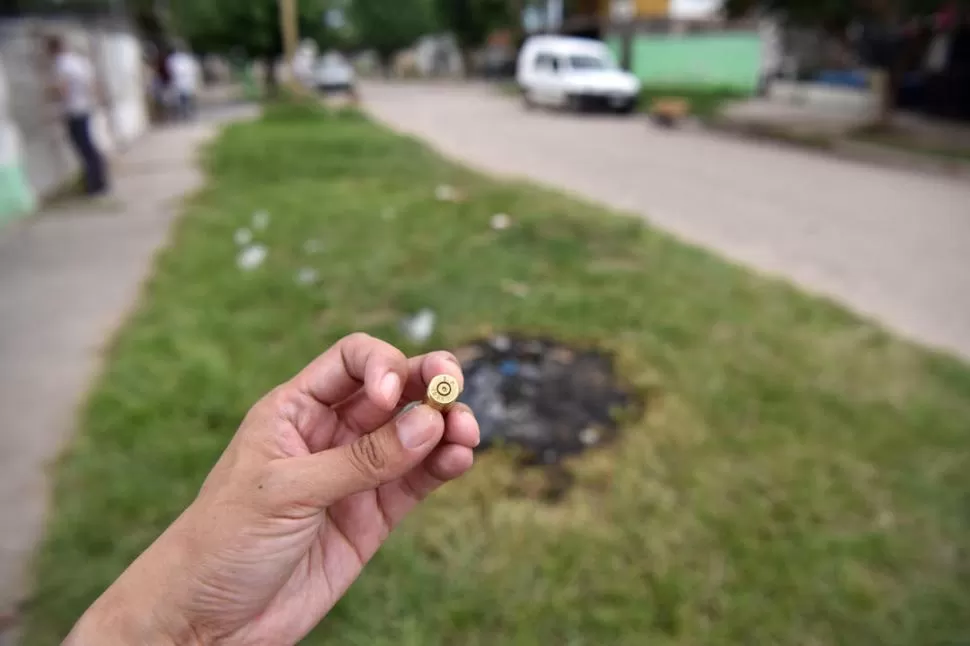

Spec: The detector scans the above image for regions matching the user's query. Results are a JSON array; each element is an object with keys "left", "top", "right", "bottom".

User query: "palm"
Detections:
[
  {"left": 199, "top": 341, "right": 477, "bottom": 645},
  {"left": 232, "top": 432, "right": 419, "bottom": 644}
]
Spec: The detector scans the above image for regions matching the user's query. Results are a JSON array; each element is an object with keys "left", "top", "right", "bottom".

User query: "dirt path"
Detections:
[
  {"left": 362, "top": 82, "right": 970, "bottom": 361},
  {"left": 0, "top": 104, "right": 257, "bottom": 645}
]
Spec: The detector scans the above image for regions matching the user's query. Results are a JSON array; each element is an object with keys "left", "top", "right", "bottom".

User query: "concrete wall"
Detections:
[
  {"left": 0, "top": 18, "right": 147, "bottom": 225},
  {"left": 609, "top": 31, "right": 763, "bottom": 92},
  {"left": 0, "top": 57, "right": 36, "bottom": 224},
  {"left": 768, "top": 80, "right": 879, "bottom": 119}
]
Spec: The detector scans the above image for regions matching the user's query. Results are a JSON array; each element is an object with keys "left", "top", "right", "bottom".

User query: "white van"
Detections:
[
  {"left": 316, "top": 51, "right": 355, "bottom": 92},
  {"left": 516, "top": 35, "right": 641, "bottom": 113}
]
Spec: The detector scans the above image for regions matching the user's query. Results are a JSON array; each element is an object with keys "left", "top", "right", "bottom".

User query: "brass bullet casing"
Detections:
[{"left": 425, "top": 374, "right": 461, "bottom": 411}]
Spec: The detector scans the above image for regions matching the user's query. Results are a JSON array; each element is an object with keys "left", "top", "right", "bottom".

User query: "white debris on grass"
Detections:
[
  {"left": 237, "top": 244, "right": 268, "bottom": 271},
  {"left": 296, "top": 268, "right": 319, "bottom": 285},
  {"left": 579, "top": 427, "right": 601, "bottom": 447},
  {"left": 303, "top": 239, "right": 324, "bottom": 254},
  {"left": 435, "top": 184, "right": 461, "bottom": 203},
  {"left": 400, "top": 309, "right": 437, "bottom": 345},
  {"left": 234, "top": 228, "right": 253, "bottom": 246},
  {"left": 252, "top": 210, "right": 271, "bottom": 231},
  {"left": 501, "top": 280, "right": 530, "bottom": 298},
  {"left": 491, "top": 335, "right": 511, "bottom": 352},
  {"left": 491, "top": 213, "right": 512, "bottom": 230}
]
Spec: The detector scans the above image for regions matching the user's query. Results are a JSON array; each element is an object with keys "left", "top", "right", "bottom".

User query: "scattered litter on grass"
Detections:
[
  {"left": 236, "top": 244, "right": 267, "bottom": 271},
  {"left": 501, "top": 280, "right": 530, "bottom": 298},
  {"left": 490, "top": 213, "right": 512, "bottom": 231},
  {"left": 234, "top": 228, "right": 253, "bottom": 246},
  {"left": 579, "top": 427, "right": 602, "bottom": 447},
  {"left": 303, "top": 239, "right": 324, "bottom": 254},
  {"left": 296, "top": 268, "right": 319, "bottom": 285},
  {"left": 457, "top": 336, "right": 637, "bottom": 465},
  {"left": 435, "top": 184, "right": 463, "bottom": 203},
  {"left": 400, "top": 309, "right": 437, "bottom": 345},
  {"left": 490, "top": 335, "right": 512, "bottom": 352},
  {"left": 252, "top": 210, "right": 271, "bottom": 230}
]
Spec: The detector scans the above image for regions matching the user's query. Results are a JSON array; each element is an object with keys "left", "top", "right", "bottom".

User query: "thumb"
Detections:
[{"left": 286, "top": 405, "right": 445, "bottom": 509}]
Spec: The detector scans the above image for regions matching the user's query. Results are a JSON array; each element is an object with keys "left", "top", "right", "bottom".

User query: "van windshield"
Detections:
[{"left": 569, "top": 55, "right": 614, "bottom": 71}]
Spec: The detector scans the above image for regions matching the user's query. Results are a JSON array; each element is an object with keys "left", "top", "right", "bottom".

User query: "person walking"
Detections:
[
  {"left": 47, "top": 35, "right": 108, "bottom": 195},
  {"left": 166, "top": 46, "right": 200, "bottom": 121},
  {"left": 151, "top": 51, "right": 175, "bottom": 122}
]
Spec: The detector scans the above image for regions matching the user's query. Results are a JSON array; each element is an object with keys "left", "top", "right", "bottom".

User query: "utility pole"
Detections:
[{"left": 279, "top": 0, "right": 299, "bottom": 65}]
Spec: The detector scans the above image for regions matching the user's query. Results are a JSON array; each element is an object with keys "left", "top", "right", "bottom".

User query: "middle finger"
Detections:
[{"left": 335, "top": 351, "right": 466, "bottom": 436}]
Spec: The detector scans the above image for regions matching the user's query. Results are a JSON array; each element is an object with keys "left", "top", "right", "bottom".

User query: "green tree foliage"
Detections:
[
  {"left": 169, "top": 0, "right": 333, "bottom": 59},
  {"left": 726, "top": 0, "right": 951, "bottom": 27},
  {"left": 348, "top": 0, "right": 433, "bottom": 65},
  {"left": 433, "top": 0, "right": 514, "bottom": 56}
]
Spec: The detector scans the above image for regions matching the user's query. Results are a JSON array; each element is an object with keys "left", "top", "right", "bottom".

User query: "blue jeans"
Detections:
[{"left": 66, "top": 115, "right": 108, "bottom": 195}]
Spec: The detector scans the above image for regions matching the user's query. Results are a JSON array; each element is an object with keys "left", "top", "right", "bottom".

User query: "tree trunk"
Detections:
[
  {"left": 265, "top": 57, "right": 279, "bottom": 96},
  {"left": 508, "top": 0, "right": 525, "bottom": 48},
  {"left": 459, "top": 47, "right": 475, "bottom": 79},
  {"left": 873, "top": 0, "right": 903, "bottom": 128},
  {"left": 378, "top": 51, "right": 393, "bottom": 78}
]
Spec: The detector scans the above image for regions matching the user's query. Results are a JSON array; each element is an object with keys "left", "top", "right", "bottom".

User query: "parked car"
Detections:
[
  {"left": 516, "top": 36, "right": 641, "bottom": 113},
  {"left": 316, "top": 51, "right": 355, "bottom": 93}
]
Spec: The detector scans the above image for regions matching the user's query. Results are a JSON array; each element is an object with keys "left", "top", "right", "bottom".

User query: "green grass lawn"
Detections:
[{"left": 24, "top": 103, "right": 970, "bottom": 645}]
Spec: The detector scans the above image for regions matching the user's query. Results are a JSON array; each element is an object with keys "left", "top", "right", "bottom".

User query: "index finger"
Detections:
[
  {"left": 292, "top": 333, "right": 408, "bottom": 410},
  {"left": 328, "top": 350, "right": 467, "bottom": 437}
]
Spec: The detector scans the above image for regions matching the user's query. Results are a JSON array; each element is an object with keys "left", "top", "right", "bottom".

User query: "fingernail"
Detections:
[
  {"left": 379, "top": 372, "right": 401, "bottom": 405},
  {"left": 397, "top": 406, "right": 435, "bottom": 450}
]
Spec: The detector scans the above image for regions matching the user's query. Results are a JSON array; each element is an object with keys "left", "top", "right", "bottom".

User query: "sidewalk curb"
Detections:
[{"left": 706, "top": 118, "right": 970, "bottom": 181}]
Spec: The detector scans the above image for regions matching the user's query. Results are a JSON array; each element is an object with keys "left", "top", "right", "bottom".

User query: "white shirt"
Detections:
[
  {"left": 54, "top": 52, "right": 95, "bottom": 116},
  {"left": 168, "top": 52, "right": 199, "bottom": 94}
]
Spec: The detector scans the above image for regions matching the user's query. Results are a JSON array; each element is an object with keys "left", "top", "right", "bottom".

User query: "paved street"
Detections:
[
  {"left": 362, "top": 82, "right": 970, "bottom": 360},
  {"left": 0, "top": 104, "right": 257, "bottom": 644}
]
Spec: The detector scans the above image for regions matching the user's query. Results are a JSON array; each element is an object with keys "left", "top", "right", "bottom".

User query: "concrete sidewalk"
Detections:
[{"left": 0, "top": 105, "right": 257, "bottom": 644}]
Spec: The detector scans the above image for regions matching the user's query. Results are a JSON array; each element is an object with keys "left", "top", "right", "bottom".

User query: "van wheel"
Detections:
[
  {"left": 615, "top": 101, "right": 637, "bottom": 115},
  {"left": 566, "top": 94, "right": 583, "bottom": 113},
  {"left": 523, "top": 89, "right": 537, "bottom": 110}
]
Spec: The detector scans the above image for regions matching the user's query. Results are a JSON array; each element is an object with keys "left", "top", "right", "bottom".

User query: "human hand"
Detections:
[{"left": 67, "top": 334, "right": 480, "bottom": 645}]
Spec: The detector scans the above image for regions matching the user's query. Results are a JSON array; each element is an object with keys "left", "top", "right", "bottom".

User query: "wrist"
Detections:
[{"left": 66, "top": 549, "right": 204, "bottom": 646}]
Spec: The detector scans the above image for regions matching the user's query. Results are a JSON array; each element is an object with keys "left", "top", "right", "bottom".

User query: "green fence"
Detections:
[{"left": 609, "top": 32, "right": 762, "bottom": 93}]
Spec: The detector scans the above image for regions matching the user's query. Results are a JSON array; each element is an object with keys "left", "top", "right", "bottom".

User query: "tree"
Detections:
[
  {"left": 726, "top": 0, "right": 948, "bottom": 27},
  {"left": 433, "top": 0, "right": 515, "bottom": 74},
  {"left": 348, "top": 0, "right": 433, "bottom": 72},
  {"left": 169, "top": 0, "right": 335, "bottom": 85}
]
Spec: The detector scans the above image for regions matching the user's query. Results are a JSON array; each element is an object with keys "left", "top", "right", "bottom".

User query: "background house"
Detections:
[{"left": 521, "top": 0, "right": 766, "bottom": 93}]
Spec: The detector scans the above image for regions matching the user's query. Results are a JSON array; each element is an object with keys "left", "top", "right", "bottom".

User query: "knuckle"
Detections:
[
  {"left": 344, "top": 332, "right": 375, "bottom": 347},
  {"left": 262, "top": 386, "right": 292, "bottom": 416},
  {"left": 348, "top": 433, "right": 387, "bottom": 485}
]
